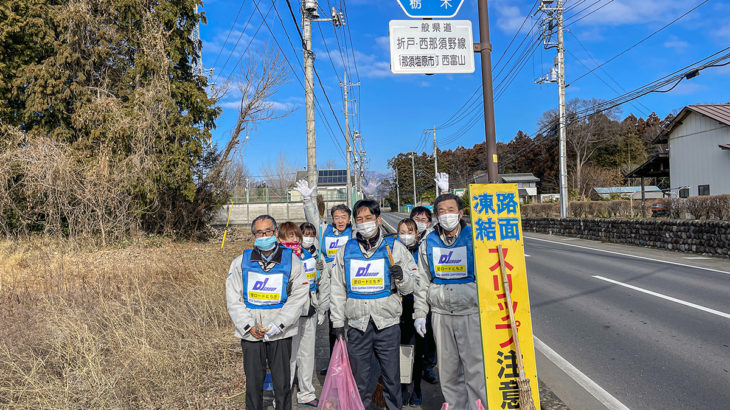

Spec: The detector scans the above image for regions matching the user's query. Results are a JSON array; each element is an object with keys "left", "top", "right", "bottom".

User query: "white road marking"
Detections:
[
  {"left": 525, "top": 254, "right": 531, "bottom": 257},
  {"left": 593, "top": 275, "right": 730, "bottom": 320},
  {"left": 534, "top": 336, "right": 631, "bottom": 410},
  {"left": 525, "top": 235, "right": 730, "bottom": 275},
  {"left": 683, "top": 256, "right": 711, "bottom": 260}
]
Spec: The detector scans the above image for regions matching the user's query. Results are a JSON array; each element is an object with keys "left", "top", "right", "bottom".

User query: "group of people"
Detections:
[{"left": 226, "top": 173, "right": 487, "bottom": 410}]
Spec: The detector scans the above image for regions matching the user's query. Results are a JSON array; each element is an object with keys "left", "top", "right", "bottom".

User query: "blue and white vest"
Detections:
[
  {"left": 241, "top": 248, "right": 293, "bottom": 309},
  {"left": 344, "top": 236, "right": 396, "bottom": 299},
  {"left": 299, "top": 249, "right": 318, "bottom": 292},
  {"left": 426, "top": 226, "right": 475, "bottom": 285},
  {"left": 321, "top": 225, "right": 352, "bottom": 263}
]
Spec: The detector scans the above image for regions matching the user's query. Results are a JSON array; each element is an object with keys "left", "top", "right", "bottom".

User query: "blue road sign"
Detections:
[{"left": 396, "top": 0, "right": 465, "bottom": 19}]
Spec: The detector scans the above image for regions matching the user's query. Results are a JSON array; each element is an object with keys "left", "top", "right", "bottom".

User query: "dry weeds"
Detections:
[{"left": 0, "top": 236, "right": 252, "bottom": 408}]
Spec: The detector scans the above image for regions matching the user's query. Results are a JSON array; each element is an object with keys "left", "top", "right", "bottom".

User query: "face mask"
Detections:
[
  {"left": 357, "top": 221, "right": 378, "bottom": 238},
  {"left": 399, "top": 234, "right": 416, "bottom": 246},
  {"left": 254, "top": 235, "right": 277, "bottom": 251},
  {"left": 302, "top": 236, "right": 316, "bottom": 248},
  {"left": 281, "top": 241, "right": 301, "bottom": 251},
  {"left": 416, "top": 221, "right": 428, "bottom": 233},
  {"left": 438, "top": 213, "right": 461, "bottom": 231}
]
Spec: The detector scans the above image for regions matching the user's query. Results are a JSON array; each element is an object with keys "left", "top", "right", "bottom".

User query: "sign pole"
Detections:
[{"left": 476, "top": 0, "right": 499, "bottom": 183}]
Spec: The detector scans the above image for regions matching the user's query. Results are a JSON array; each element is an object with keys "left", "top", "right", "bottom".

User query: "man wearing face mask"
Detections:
[
  {"left": 226, "top": 215, "right": 310, "bottom": 410},
  {"left": 331, "top": 199, "right": 417, "bottom": 410},
  {"left": 294, "top": 180, "right": 354, "bottom": 374},
  {"left": 413, "top": 194, "right": 487, "bottom": 410}
]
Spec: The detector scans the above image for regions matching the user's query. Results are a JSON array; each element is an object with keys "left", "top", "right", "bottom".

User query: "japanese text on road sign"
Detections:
[
  {"left": 396, "top": 0, "right": 465, "bottom": 19},
  {"left": 469, "top": 183, "right": 541, "bottom": 410},
  {"left": 389, "top": 20, "right": 475, "bottom": 74}
]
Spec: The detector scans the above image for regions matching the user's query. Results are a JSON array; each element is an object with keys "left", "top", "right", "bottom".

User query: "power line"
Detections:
[
  {"left": 569, "top": 0, "right": 712, "bottom": 85},
  {"left": 565, "top": 0, "right": 614, "bottom": 26},
  {"left": 211, "top": 2, "right": 249, "bottom": 69},
  {"left": 219, "top": 2, "right": 275, "bottom": 86}
]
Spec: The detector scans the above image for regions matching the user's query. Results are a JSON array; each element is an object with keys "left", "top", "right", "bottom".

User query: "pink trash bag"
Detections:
[
  {"left": 440, "top": 400, "right": 485, "bottom": 410},
  {"left": 318, "top": 338, "right": 365, "bottom": 410}
]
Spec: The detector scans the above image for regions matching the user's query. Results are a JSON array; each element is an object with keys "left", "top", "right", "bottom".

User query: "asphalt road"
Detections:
[{"left": 382, "top": 212, "right": 730, "bottom": 409}]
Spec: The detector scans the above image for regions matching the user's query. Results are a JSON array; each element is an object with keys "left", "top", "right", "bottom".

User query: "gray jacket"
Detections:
[
  {"left": 330, "top": 227, "right": 417, "bottom": 332},
  {"left": 302, "top": 198, "right": 355, "bottom": 315},
  {"left": 414, "top": 220, "right": 478, "bottom": 318},
  {"left": 226, "top": 245, "right": 309, "bottom": 342}
]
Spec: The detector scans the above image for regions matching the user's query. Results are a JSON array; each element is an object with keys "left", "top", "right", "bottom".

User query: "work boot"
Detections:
[{"left": 319, "top": 367, "right": 327, "bottom": 376}]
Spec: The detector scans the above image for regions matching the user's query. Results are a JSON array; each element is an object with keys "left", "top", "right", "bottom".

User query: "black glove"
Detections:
[
  {"left": 390, "top": 265, "right": 403, "bottom": 282},
  {"left": 333, "top": 327, "right": 345, "bottom": 340}
]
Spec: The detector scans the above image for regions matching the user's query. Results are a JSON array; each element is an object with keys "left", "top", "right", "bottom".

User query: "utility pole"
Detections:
[
  {"left": 536, "top": 0, "right": 568, "bottom": 217},
  {"left": 432, "top": 125, "right": 439, "bottom": 197},
  {"left": 302, "top": 0, "right": 343, "bottom": 192},
  {"left": 411, "top": 152, "right": 417, "bottom": 205},
  {"left": 395, "top": 165, "right": 401, "bottom": 213},
  {"left": 476, "top": 0, "right": 499, "bottom": 183},
  {"left": 341, "top": 72, "right": 359, "bottom": 209}
]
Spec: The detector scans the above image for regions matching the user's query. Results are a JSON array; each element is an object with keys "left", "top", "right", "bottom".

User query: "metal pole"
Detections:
[
  {"left": 433, "top": 126, "right": 439, "bottom": 197},
  {"left": 303, "top": 2, "right": 318, "bottom": 193},
  {"left": 344, "top": 72, "right": 352, "bottom": 209},
  {"left": 477, "top": 0, "right": 499, "bottom": 183},
  {"left": 557, "top": 0, "right": 569, "bottom": 218},
  {"left": 411, "top": 152, "right": 417, "bottom": 205}
]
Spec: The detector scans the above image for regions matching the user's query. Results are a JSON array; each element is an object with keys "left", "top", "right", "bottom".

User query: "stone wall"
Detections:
[{"left": 522, "top": 218, "right": 730, "bottom": 258}]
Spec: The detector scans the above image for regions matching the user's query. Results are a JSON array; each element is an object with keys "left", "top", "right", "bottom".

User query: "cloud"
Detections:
[
  {"left": 316, "top": 48, "right": 393, "bottom": 79},
  {"left": 219, "top": 99, "right": 301, "bottom": 112},
  {"left": 663, "top": 36, "right": 689, "bottom": 52},
  {"left": 492, "top": 1, "right": 529, "bottom": 34}
]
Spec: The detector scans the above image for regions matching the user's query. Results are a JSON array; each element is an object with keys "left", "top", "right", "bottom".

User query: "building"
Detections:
[
  {"left": 593, "top": 186, "right": 663, "bottom": 200},
  {"left": 473, "top": 172, "right": 539, "bottom": 203},
  {"left": 290, "top": 169, "right": 358, "bottom": 202},
  {"left": 653, "top": 104, "right": 730, "bottom": 197}
]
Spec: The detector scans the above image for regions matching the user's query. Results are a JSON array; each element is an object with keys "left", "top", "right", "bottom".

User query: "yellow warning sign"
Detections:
[{"left": 468, "top": 183, "right": 540, "bottom": 410}]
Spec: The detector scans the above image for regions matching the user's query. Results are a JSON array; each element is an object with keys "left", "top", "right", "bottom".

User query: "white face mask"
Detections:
[
  {"left": 302, "top": 236, "right": 316, "bottom": 248},
  {"left": 357, "top": 221, "right": 378, "bottom": 238},
  {"left": 415, "top": 221, "right": 429, "bottom": 233},
  {"left": 438, "top": 213, "right": 461, "bottom": 231},
  {"left": 399, "top": 234, "right": 416, "bottom": 246}
]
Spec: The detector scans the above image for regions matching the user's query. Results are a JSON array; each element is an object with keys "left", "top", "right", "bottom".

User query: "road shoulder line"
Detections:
[
  {"left": 535, "top": 336, "right": 630, "bottom": 410},
  {"left": 525, "top": 235, "right": 730, "bottom": 275},
  {"left": 593, "top": 275, "right": 730, "bottom": 319}
]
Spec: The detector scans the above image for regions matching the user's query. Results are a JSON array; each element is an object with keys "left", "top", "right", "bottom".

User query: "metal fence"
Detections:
[{"left": 228, "top": 187, "right": 347, "bottom": 204}]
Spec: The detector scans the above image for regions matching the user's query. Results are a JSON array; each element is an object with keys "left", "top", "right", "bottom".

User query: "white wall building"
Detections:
[{"left": 655, "top": 104, "right": 730, "bottom": 197}]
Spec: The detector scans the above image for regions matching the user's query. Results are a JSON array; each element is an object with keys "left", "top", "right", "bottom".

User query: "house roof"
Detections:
[
  {"left": 473, "top": 172, "right": 540, "bottom": 184},
  {"left": 293, "top": 169, "right": 353, "bottom": 187},
  {"left": 625, "top": 152, "right": 670, "bottom": 179},
  {"left": 594, "top": 186, "right": 662, "bottom": 195},
  {"left": 654, "top": 104, "right": 730, "bottom": 144}
]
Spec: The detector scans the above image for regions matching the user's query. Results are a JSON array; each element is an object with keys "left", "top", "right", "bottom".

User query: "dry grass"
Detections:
[{"left": 0, "top": 236, "right": 252, "bottom": 408}]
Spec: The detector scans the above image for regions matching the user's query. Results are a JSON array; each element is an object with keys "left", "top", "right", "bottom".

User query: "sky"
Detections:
[{"left": 198, "top": 0, "right": 730, "bottom": 181}]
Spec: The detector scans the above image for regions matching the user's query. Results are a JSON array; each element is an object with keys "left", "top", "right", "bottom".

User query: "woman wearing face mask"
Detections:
[
  {"left": 278, "top": 222, "right": 320, "bottom": 408},
  {"left": 396, "top": 218, "right": 427, "bottom": 406}
]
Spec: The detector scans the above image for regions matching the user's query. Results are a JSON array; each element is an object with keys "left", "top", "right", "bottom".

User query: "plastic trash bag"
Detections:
[
  {"left": 318, "top": 338, "right": 365, "bottom": 410},
  {"left": 440, "top": 403, "right": 449, "bottom": 410}
]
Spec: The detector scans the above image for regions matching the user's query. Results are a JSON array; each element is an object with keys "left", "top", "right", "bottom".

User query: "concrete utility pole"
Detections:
[
  {"left": 476, "top": 0, "right": 499, "bottom": 183},
  {"left": 302, "top": 0, "right": 343, "bottom": 193},
  {"left": 411, "top": 152, "right": 417, "bottom": 205},
  {"left": 395, "top": 165, "right": 401, "bottom": 213},
  {"left": 341, "top": 72, "right": 359, "bottom": 209},
  {"left": 432, "top": 125, "right": 439, "bottom": 197},
  {"left": 536, "top": 0, "right": 568, "bottom": 217}
]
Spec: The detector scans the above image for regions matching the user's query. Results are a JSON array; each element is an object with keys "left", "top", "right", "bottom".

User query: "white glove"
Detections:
[
  {"left": 264, "top": 322, "right": 282, "bottom": 341},
  {"left": 434, "top": 172, "right": 449, "bottom": 194},
  {"left": 414, "top": 318, "right": 427, "bottom": 337},
  {"left": 315, "top": 258, "right": 324, "bottom": 271},
  {"left": 294, "top": 179, "right": 316, "bottom": 200},
  {"left": 362, "top": 180, "right": 380, "bottom": 197},
  {"left": 317, "top": 312, "right": 327, "bottom": 326}
]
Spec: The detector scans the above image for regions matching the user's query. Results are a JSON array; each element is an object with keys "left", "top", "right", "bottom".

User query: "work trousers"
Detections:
[
  {"left": 347, "top": 321, "right": 402, "bottom": 410},
  {"left": 241, "top": 338, "right": 292, "bottom": 410},
  {"left": 432, "top": 312, "right": 487, "bottom": 410},
  {"left": 290, "top": 314, "right": 317, "bottom": 403}
]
